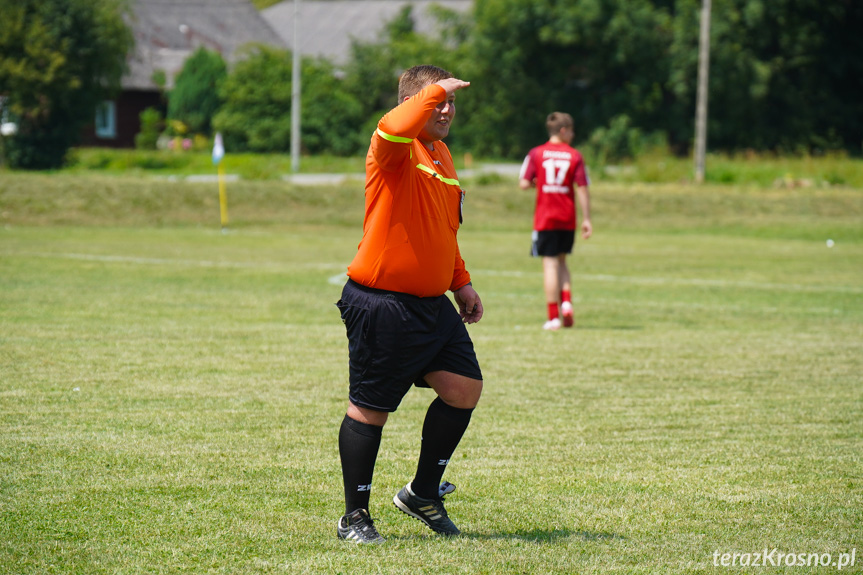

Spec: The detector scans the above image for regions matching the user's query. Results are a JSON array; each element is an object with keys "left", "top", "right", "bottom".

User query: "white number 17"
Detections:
[{"left": 542, "top": 158, "right": 571, "bottom": 185}]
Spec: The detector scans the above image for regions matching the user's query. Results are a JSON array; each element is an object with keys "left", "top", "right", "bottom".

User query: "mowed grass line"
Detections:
[{"left": 1, "top": 180, "right": 862, "bottom": 574}]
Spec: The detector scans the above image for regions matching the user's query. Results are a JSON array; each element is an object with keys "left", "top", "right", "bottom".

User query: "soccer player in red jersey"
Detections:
[{"left": 519, "top": 112, "right": 592, "bottom": 330}]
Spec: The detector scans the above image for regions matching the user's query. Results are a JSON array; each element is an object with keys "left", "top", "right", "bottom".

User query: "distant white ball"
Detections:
[{"left": 826, "top": 239, "right": 835, "bottom": 248}]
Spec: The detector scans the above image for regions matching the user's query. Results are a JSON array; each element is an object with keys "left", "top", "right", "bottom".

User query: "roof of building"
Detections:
[
  {"left": 124, "top": 0, "right": 286, "bottom": 91},
  {"left": 262, "top": 0, "right": 471, "bottom": 65}
]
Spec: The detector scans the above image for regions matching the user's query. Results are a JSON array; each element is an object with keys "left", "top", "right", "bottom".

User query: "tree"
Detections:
[
  {"left": 455, "top": 0, "right": 862, "bottom": 157},
  {"left": 340, "top": 4, "right": 468, "bottom": 148},
  {"left": 670, "top": 0, "right": 863, "bottom": 153},
  {"left": 299, "top": 58, "right": 364, "bottom": 155},
  {"left": 167, "top": 47, "right": 227, "bottom": 136},
  {"left": 0, "top": 0, "right": 132, "bottom": 169},
  {"left": 457, "top": 0, "right": 672, "bottom": 158},
  {"left": 212, "top": 46, "right": 293, "bottom": 153},
  {"left": 213, "top": 46, "right": 364, "bottom": 155}
]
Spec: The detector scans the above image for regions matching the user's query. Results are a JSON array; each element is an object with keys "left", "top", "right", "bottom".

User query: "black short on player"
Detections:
[
  {"left": 336, "top": 279, "right": 483, "bottom": 413},
  {"left": 531, "top": 230, "right": 575, "bottom": 257}
]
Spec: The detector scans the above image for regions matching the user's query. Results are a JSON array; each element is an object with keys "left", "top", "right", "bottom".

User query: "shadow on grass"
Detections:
[
  {"left": 572, "top": 530, "right": 626, "bottom": 542},
  {"left": 390, "top": 529, "right": 624, "bottom": 542},
  {"left": 473, "top": 528, "right": 625, "bottom": 542},
  {"left": 579, "top": 325, "right": 643, "bottom": 331}
]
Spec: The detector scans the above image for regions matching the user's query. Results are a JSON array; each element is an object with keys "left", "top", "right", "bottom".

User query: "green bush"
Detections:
[
  {"left": 134, "top": 107, "right": 163, "bottom": 150},
  {"left": 75, "top": 149, "right": 113, "bottom": 170},
  {"left": 213, "top": 47, "right": 364, "bottom": 155},
  {"left": 587, "top": 115, "right": 668, "bottom": 165},
  {"left": 4, "top": 113, "right": 85, "bottom": 170},
  {"left": 167, "top": 47, "right": 226, "bottom": 136},
  {"left": 212, "top": 46, "right": 292, "bottom": 153},
  {"left": 299, "top": 61, "right": 364, "bottom": 155}
]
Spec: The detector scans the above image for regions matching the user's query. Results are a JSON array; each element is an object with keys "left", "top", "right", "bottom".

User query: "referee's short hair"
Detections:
[{"left": 398, "top": 65, "right": 454, "bottom": 103}]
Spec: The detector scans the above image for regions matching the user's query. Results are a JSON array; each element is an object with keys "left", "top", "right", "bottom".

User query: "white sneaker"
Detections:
[
  {"left": 543, "top": 318, "right": 562, "bottom": 331},
  {"left": 561, "top": 302, "right": 574, "bottom": 328}
]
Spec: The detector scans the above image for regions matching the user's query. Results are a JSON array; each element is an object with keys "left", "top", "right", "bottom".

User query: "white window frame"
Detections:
[{"left": 95, "top": 100, "right": 117, "bottom": 139}]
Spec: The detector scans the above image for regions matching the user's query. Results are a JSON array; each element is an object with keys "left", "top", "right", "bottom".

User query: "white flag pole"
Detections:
[
  {"left": 212, "top": 132, "right": 228, "bottom": 231},
  {"left": 290, "top": 0, "right": 301, "bottom": 173}
]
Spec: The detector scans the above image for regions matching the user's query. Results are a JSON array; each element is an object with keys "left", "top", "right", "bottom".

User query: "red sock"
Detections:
[
  {"left": 547, "top": 302, "right": 559, "bottom": 321},
  {"left": 561, "top": 290, "right": 572, "bottom": 304}
]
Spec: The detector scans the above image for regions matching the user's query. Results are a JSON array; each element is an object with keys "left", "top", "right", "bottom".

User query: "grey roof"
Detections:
[
  {"left": 262, "top": 0, "right": 472, "bottom": 65},
  {"left": 124, "top": 0, "right": 286, "bottom": 90}
]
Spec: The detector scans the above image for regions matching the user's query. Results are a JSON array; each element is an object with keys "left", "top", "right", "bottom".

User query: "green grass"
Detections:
[
  {"left": 1, "top": 173, "right": 862, "bottom": 573},
  {"left": 599, "top": 149, "right": 863, "bottom": 188},
  {"left": 8, "top": 147, "right": 863, "bottom": 189},
  {"left": 60, "top": 148, "right": 369, "bottom": 181}
]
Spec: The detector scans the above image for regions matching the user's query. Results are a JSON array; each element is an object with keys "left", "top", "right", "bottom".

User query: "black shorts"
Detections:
[
  {"left": 336, "top": 279, "right": 483, "bottom": 412},
  {"left": 531, "top": 230, "right": 575, "bottom": 257}
]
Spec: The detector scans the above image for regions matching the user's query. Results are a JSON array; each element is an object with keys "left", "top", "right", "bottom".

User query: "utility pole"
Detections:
[
  {"left": 290, "top": 0, "right": 301, "bottom": 173},
  {"left": 694, "top": 0, "right": 711, "bottom": 184}
]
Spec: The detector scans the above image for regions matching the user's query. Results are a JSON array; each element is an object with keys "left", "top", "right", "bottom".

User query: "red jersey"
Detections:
[
  {"left": 346, "top": 84, "right": 471, "bottom": 297},
  {"left": 519, "top": 142, "right": 588, "bottom": 231}
]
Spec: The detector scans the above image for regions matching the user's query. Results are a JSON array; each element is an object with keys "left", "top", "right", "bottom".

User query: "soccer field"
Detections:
[{"left": 1, "top": 175, "right": 862, "bottom": 573}]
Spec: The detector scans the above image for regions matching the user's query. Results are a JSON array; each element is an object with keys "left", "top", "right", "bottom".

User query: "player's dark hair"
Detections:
[
  {"left": 546, "top": 112, "right": 574, "bottom": 137},
  {"left": 398, "top": 65, "right": 454, "bottom": 103}
]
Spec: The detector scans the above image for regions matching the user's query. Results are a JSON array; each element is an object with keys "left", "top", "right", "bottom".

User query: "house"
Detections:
[
  {"left": 261, "top": 0, "right": 472, "bottom": 66},
  {"left": 82, "top": 0, "right": 285, "bottom": 148}
]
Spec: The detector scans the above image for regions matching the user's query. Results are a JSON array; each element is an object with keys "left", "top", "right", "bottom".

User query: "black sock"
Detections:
[
  {"left": 339, "top": 415, "right": 383, "bottom": 515},
  {"left": 412, "top": 397, "right": 474, "bottom": 499}
]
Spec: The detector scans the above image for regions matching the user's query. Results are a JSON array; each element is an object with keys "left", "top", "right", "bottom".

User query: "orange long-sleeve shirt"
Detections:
[{"left": 347, "top": 84, "right": 471, "bottom": 297}]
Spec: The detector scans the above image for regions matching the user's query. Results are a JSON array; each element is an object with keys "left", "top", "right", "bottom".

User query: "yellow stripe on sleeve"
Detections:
[{"left": 376, "top": 128, "right": 413, "bottom": 144}]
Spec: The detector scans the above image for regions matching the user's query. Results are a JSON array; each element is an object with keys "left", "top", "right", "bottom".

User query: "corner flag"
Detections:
[
  {"left": 212, "top": 132, "right": 225, "bottom": 165},
  {"left": 213, "top": 133, "right": 228, "bottom": 230}
]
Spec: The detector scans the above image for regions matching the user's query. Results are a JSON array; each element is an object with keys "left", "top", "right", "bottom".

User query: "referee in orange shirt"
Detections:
[{"left": 335, "top": 65, "right": 483, "bottom": 543}]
